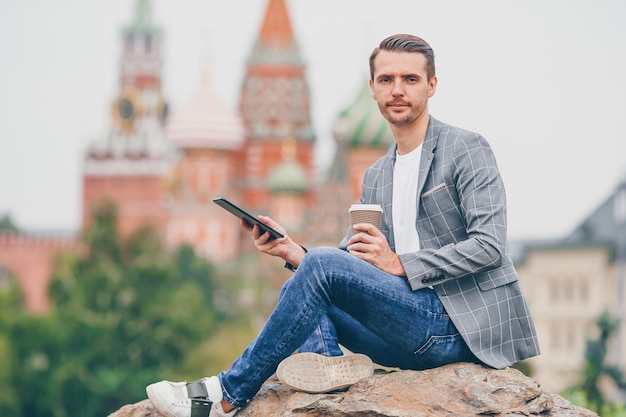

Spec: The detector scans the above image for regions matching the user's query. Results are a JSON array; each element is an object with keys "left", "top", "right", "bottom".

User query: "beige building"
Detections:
[{"left": 516, "top": 180, "right": 626, "bottom": 394}]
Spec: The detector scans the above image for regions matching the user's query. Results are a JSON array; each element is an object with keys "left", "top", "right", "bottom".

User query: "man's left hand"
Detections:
[{"left": 347, "top": 223, "right": 406, "bottom": 276}]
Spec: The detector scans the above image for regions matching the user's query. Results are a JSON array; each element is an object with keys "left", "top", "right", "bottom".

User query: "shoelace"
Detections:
[{"left": 172, "top": 383, "right": 192, "bottom": 405}]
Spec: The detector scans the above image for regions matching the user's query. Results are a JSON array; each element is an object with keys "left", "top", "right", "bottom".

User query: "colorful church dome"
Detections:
[
  {"left": 332, "top": 80, "right": 395, "bottom": 149},
  {"left": 267, "top": 159, "right": 308, "bottom": 193},
  {"left": 167, "top": 66, "right": 246, "bottom": 150},
  {"left": 267, "top": 138, "right": 308, "bottom": 193}
]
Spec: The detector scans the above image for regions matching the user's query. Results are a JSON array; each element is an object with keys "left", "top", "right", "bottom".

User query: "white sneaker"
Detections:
[
  {"left": 146, "top": 376, "right": 237, "bottom": 417},
  {"left": 276, "top": 352, "right": 374, "bottom": 393}
]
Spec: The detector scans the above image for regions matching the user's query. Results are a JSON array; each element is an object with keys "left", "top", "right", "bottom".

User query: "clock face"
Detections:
[
  {"left": 118, "top": 98, "right": 135, "bottom": 120},
  {"left": 111, "top": 88, "right": 142, "bottom": 131}
]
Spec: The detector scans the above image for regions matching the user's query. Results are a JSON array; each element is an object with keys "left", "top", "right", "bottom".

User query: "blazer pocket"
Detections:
[
  {"left": 476, "top": 269, "right": 518, "bottom": 291},
  {"left": 420, "top": 182, "right": 459, "bottom": 223},
  {"left": 421, "top": 182, "right": 446, "bottom": 197}
]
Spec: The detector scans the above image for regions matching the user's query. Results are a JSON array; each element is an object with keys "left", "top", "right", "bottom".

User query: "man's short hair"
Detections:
[{"left": 369, "top": 34, "right": 436, "bottom": 81}]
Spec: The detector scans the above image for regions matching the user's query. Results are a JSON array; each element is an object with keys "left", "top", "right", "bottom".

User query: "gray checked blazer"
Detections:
[{"left": 340, "top": 116, "right": 540, "bottom": 369}]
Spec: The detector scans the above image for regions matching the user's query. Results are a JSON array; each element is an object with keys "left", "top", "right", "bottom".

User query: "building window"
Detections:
[
  {"left": 198, "top": 160, "right": 210, "bottom": 193},
  {"left": 549, "top": 280, "right": 559, "bottom": 303},
  {"left": 566, "top": 324, "right": 576, "bottom": 352},
  {"left": 564, "top": 282, "right": 574, "bottom": 302},
  {"left": 550, "top": 322, "right": 561, "bottom": 350},
  {"left": 579, "top": 278, "right": 589, "bottom": 302}
]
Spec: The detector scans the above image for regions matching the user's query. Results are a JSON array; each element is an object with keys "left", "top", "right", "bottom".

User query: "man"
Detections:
[{"left": 146, "top": 34, "right": 540, "bottom": 417}]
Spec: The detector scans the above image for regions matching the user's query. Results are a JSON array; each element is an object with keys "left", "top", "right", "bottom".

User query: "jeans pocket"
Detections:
[{"left": 413, "top": 333, "right": 468, "bottom": 368}]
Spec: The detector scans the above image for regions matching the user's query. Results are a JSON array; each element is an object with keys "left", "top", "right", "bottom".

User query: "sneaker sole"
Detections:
[{"left": 276, "top": 352, "right": 374, "bottom": 393}]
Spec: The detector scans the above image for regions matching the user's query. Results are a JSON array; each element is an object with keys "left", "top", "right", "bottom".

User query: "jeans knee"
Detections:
[
  {"left": 292, "top": 247, "right": 344, "bottom": 289},
  {"left": 279, "top": 277, "right": 294, "bottom": 300},
  {"left": 302, "top": 246, "right": 345, "bottom": 266}
]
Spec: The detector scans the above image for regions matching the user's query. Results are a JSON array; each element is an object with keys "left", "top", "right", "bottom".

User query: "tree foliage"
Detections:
[
  {"left": 0, "top": 278, "right": 23, "bottom": 417},
  {"left": 564, "top": 311, "right": 626, "bottom": 415},
  {"left": 0, "top": 202, "right": 221, "bottom": 417},
  {"left": 0, "top": 213, "right": 18, "bottom": 232}
]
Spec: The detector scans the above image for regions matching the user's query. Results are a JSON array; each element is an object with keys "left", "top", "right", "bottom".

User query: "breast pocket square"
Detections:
[{"left": 421, "top": 182, "right": 446, "bottom": 197}]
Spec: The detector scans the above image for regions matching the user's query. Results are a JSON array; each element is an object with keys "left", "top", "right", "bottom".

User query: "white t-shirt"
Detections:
[{"left": 392, "top": 144, "right": 422, "bottom": 254}]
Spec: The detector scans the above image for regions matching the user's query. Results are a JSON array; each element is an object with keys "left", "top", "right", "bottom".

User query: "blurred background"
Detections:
[
  {"left": 0, "top": 0, "right": 625, "bottom": 416},
  {"left": 1, "top": 0, "right": 625, "bottom": 238}
]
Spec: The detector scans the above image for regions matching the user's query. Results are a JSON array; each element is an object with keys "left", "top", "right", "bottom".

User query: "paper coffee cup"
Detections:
[{"left": 349, "top": 204, "right": 383, "bottom": 230}]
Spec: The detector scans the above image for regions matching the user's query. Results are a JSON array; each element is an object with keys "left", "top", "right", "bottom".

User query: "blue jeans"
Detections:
[{"left": 219, "top": 247, "right": 476, "bottom": 407}]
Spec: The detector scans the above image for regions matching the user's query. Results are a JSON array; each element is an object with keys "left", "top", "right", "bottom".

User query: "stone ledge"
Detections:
[{"left": 109, "top": 362, "right": 597, "bottom": 417}]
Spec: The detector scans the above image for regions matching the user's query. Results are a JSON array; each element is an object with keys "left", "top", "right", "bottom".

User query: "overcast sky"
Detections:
[{"left": 0, "top": 0, "right": 625, "bottom": 240}]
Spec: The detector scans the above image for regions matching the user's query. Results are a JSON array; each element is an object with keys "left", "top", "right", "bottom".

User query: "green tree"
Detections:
[
  {"left": 6, "top": 202, "right": 221, "bottom": 417},
  {"left": 0, "top": 276, "right": 24, "bottom": 416},
  {"left": 564, "top": 311, "right": 626, "bottom": 415},
  {"left": 0, "top": 214, "right": 18, "bottom": 232}
]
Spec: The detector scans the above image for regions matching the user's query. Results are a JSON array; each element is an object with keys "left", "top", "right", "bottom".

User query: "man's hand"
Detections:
[
  {"left": 241, "top": 215, "right": 306, "bottom": 268},
  {"left": 347, "top": 223, "right": 406, "bottom": 276}
]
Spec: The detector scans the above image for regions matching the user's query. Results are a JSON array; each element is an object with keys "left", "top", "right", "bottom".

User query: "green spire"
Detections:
[
  {"left": 125, "top": 0, "right": 159, "bottom": 33},
  {"left": 136, "top": 0, "right": 151, "bottom": 28}
]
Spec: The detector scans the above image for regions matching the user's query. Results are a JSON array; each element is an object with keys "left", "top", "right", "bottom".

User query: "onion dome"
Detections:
[
  {"left": 267, "top": 138, "right": 308, "bottom": 193},
  {"left": 332, "top": 80, "right": 395, "bottom": 149},
  {"left": 267, "top": 159, "right": 308, "bottom": 193},
  {"left": 167, "top": 66, "right": 246, "bottom": 150}
]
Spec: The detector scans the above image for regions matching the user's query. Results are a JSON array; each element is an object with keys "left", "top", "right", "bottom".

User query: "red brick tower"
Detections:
[
  {"left": 82, "top": 0, "right": 171, "bottom": 237},
  {"left": 237, "top": 0, "right": 315, "bottom": 212},
  {"left": 266, "top": 137, "right": 309, "bottom": 240}
]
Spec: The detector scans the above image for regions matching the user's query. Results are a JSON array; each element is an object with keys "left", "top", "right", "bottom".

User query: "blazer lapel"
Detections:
[
  {"left": 379, "top": 146, "right": 396, "bottom": 240},
  {"left": 416, "top": 116, "right": 440, "bottom": 211}
]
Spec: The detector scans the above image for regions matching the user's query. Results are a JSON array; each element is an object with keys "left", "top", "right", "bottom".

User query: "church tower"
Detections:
[
  {"left": 164, "top": 63, "right": 247, "bottom": 263},
  {"left": 237, "top": 0, "right": 315, "bottom": 211},
  {"left": 82, "top": 0, "right": 171, "bottom": 236}
]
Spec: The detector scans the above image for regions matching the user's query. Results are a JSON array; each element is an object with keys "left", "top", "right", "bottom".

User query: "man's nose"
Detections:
[{"left": 391, "top": 80, "right": 404, "bottom": 96}]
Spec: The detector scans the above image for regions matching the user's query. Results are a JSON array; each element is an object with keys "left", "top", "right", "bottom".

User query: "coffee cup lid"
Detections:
[{"left": 349, "top": 204, "right": 383, "bottom": 212}]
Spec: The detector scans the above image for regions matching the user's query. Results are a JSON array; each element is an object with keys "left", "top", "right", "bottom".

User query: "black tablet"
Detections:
[{"left": 213, "top": 197, "right": 284, "bottom": 240}]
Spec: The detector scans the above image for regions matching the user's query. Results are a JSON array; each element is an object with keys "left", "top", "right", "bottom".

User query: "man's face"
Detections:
[{"left": 370, "top": 50, "right": 437, "bottom": 126}]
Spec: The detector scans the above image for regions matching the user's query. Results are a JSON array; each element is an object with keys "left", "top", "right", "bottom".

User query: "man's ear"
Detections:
[
  {"left": 369, "top": 79, "right": 375, "bottom": 99},
  {"left": 428, "top": 75, "right": 438, "bottom": 98}
]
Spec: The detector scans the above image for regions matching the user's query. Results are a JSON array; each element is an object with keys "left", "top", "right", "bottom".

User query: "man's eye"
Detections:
[{"left": 407, "top": 77, "right": 418, "bottom": 83}]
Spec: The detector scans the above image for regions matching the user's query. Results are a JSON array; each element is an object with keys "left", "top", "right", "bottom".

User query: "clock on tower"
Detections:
[{"left": 111, "top": 87, "right": 143, "bottom": 132}]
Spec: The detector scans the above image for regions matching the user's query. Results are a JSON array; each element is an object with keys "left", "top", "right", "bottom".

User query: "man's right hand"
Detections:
[{"left": 242, "top": 215, "right": 306, "bottom": 269}]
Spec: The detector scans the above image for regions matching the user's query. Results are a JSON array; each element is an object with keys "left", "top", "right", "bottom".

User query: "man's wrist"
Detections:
[{"left": 283, "top": 245, "right": 308, "bottom": 272}]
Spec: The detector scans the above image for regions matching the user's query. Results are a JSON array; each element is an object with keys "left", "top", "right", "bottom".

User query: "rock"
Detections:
[
  {"left": 108, "top": 363, "right": 597, "bottom": 417},
  {"left": 109, "top": 400, "right": 158, "bottom": 417}
]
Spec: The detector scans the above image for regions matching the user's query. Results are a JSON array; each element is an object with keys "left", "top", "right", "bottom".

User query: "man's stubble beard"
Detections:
[{"left": 380, "top": 103, "right": 419, "bottom": 126}]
